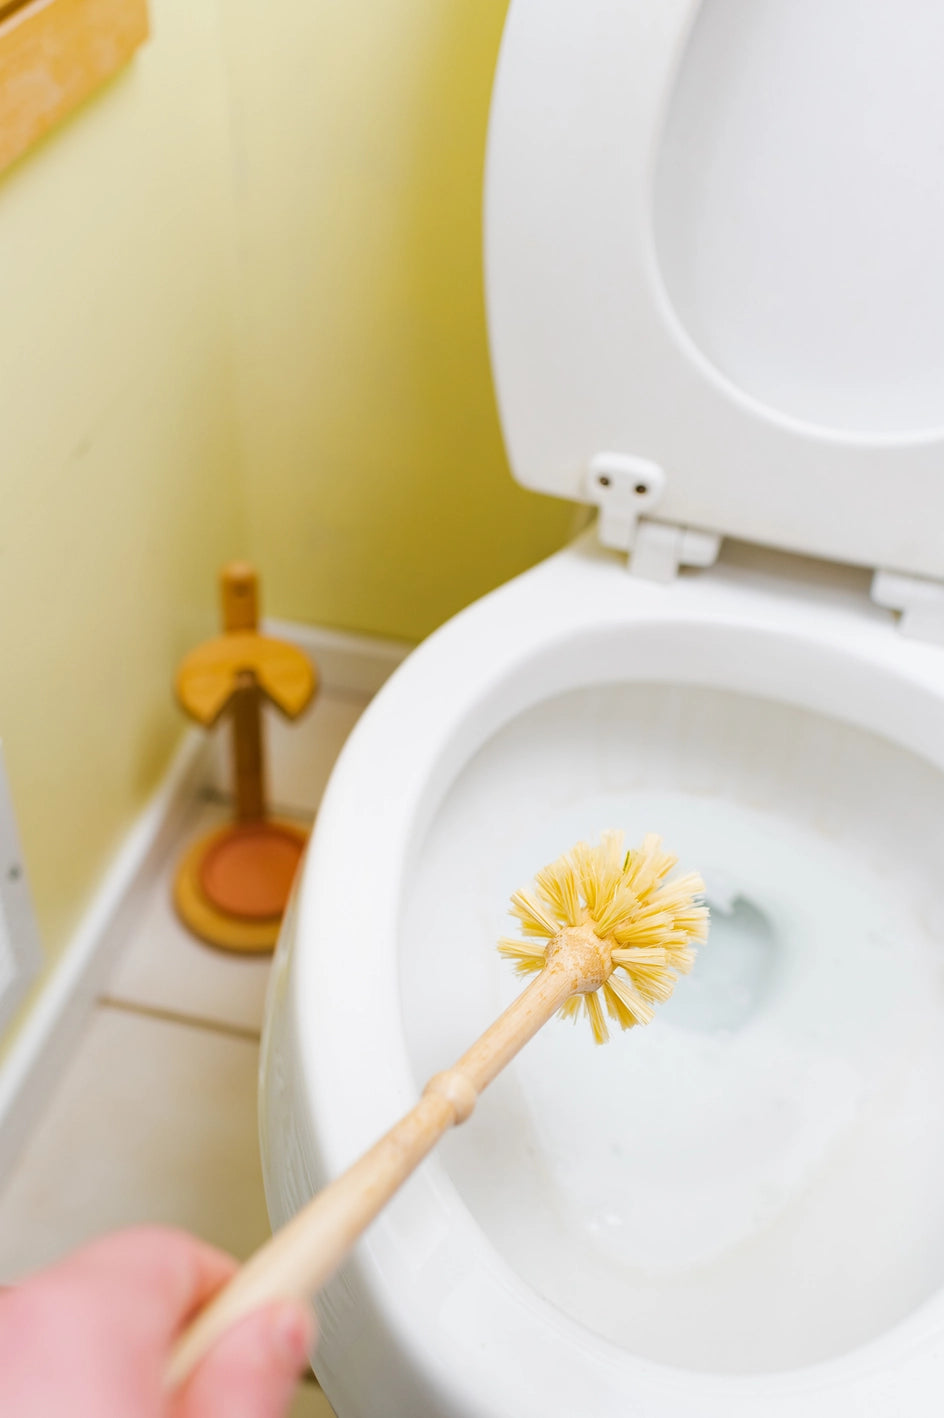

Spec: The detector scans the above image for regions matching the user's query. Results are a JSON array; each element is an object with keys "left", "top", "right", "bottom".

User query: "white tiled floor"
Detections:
[
  {"left": 0, "top": 1007, "right": 270, "bottom": 1279},
  {"left": 105, "top": 797, "right": 282, "bottom": 1033},
  {"left": 0, "top": 685, "right": 373, "bottom": 1417}
]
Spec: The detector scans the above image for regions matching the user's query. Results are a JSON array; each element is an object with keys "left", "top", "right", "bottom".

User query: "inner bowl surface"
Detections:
[{"left": 399, "top": 681, "right": 944, "bottom": 1374}]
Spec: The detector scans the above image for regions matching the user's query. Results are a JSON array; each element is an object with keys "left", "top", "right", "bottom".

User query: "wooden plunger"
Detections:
[{"left": 173, "top": 564, "right": 317, "bottom": 953}]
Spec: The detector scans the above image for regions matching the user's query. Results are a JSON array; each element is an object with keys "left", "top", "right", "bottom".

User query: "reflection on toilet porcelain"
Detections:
[{"left": 399, "top": 686, "right": 944, "bottom": 1374}]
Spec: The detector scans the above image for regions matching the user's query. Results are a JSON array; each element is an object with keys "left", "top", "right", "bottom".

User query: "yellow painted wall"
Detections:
[
  {"left": 219, "top": 0, "right": 575, "bottom": 641},
  {"left": 0, "top": 0, "right": 246, "bottom": 1036},
  {"left": 0, "top": 0, "right": 574, "bottom": 1047}
]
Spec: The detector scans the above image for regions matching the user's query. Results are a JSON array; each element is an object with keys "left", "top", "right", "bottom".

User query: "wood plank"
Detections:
[{"left": 0, "top": 0, "right": 148, "bottom": 175}]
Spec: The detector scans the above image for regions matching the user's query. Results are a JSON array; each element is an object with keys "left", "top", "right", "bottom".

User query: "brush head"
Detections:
[{"left": 498, "top": 830, "right": 709, "bottom": 1044}]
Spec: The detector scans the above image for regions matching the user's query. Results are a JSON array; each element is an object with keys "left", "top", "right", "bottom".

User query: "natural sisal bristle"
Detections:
[{"left": 498, "top": 831, "right": 708, "bottom": 1044}]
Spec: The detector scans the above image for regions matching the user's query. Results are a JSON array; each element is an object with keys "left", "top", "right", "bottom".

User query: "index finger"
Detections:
[{"left": 49, "top": 1226, "right": 238, "bottom": 1343}]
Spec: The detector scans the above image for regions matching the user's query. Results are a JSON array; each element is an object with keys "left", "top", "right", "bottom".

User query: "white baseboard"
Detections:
[
  {"left": 0, "top": 731, "right": 213, "bottom": 1182},
  {"left": 262, "top": 619, "right": 413, "bottom": 698},
  {"left": 0, "top": 621, "right": 412, "bottom": 1183}
]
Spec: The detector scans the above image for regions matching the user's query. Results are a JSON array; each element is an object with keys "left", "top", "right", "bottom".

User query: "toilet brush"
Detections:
[{"left": 166, "top": 830, "right": 708, "bottom": 1388}]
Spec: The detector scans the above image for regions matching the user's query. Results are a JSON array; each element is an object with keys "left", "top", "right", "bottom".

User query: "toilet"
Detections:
[{"left": 259, "top": 1, "right": 944, "bottom": 1413}]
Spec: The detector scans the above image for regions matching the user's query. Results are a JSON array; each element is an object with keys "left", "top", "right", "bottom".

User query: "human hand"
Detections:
[{"left": 0, "top": 1226, "right": 315, "bottom": 1417}]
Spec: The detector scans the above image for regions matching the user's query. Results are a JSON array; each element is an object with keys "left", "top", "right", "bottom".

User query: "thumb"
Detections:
[{"left": 175, "top": 1300, "right": 315, "bottom": 1418}]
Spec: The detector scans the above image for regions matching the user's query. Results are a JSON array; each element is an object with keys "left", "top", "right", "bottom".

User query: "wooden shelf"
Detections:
[{"left": 0, "top": 0, "right": 148, "bottom": 175}]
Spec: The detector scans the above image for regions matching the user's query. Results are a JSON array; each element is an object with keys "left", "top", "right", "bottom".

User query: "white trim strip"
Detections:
[
  {"left": 262, "top": 619, "right": 413, "bottom": 698},
  {"left": 0, "top": 731, "right": 212, "bottom": 1181}
]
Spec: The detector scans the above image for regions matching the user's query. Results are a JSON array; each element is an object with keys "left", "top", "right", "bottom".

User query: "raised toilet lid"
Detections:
[{"left": 485, "top": 0, "right": 944, "bottom": 579}]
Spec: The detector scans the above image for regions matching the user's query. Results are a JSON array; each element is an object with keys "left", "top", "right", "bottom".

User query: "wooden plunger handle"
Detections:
[
  {"left": 174, "top": 570, "right": 316, "bottom": 728},
  {"left": 221, "top": 565, "right": 265, "bottom": 822},
  {"left": 221, "top": 562, "right": 258, "bottom": 632},
  {"left": 165, "top": 959, "right": 579, "bottom": 1389}
]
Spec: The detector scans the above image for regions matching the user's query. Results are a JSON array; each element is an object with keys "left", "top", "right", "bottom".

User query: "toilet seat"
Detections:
[
  {"left": 486, "top": 0, "right": 944, "bottom": 578},
  {"left": 260, "top": 1, "right": 944, "bottom": 1411},
  {"left": 261, "top": 535, "right": 944, "bottom": 1417}
]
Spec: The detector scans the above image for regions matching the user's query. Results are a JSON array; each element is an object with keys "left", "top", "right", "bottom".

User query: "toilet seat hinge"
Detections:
[
  {"left": 628, "top": 519, "right": 722, "bottom": 584},
  {"left": 871, "top": 568, "right": 944, "bottom": 645},
  {"left": 585, "top": 453, "right": 721, "bottom": 583}
]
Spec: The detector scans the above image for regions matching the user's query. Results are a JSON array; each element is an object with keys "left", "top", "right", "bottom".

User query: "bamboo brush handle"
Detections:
[{"left": 166, "top": 960, "right": 578, "bottom": 1389}]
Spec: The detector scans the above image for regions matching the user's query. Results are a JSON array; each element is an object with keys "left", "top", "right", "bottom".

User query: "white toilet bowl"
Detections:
[
  {"left": 262, "top": 536, "right": 944, "bottom": 1415},
  {"left": 261, "top": 0, "right": 944, "bottom": 1412}
]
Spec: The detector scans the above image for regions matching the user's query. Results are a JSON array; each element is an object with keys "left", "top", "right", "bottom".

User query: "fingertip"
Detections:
[
  {"left": 269, "top": 1300, "right": 317, "bottom": 1372},
  {"left": 177, "top": 1300, "right": 316, "bottom": 1418}
]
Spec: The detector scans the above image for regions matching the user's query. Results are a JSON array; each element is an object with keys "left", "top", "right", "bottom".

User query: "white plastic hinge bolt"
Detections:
[
  {"left": 629, "top": 519, "right": 722, "bottom": 584},
  {"left": 871, "top": 569, "right": 944, "bottom": 645},
  {"left": 585, "top": 453, "right": 666, "bottom": 552}
]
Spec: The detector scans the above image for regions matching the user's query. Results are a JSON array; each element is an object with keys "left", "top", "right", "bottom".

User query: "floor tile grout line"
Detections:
[{"left": 98, "top": 996, "right": 263, "bottom": 1044}]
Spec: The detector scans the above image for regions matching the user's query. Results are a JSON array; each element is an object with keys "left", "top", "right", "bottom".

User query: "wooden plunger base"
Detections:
[{"left": 174, "top": 820, "right": 308, "bottom": 954}]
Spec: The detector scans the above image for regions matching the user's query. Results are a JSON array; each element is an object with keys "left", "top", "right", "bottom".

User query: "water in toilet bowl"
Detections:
[{"left": 398, "top": 683, "right": 944, "bottom": 1375}]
